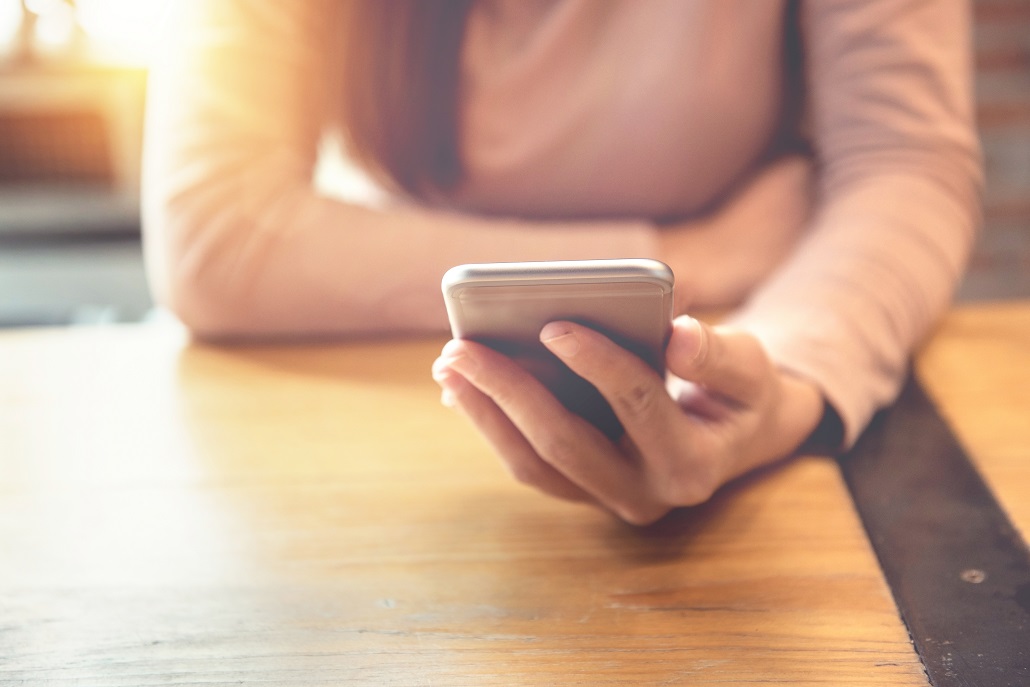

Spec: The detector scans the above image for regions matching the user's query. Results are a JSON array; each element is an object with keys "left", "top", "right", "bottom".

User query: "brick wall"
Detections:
[{"left": 960, "top": 0, "right": 1030, "bottom": 299}]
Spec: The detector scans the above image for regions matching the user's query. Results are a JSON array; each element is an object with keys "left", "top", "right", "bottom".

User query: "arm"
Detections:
[
  {"left": 726, "top": 0, "right": 983, "bottom": 446},
  {"left": 433, "top": 0, "right": 981, "bottom": 523},
  {"left": 142, "top": 0, "right": 658, "bottom": 339}
]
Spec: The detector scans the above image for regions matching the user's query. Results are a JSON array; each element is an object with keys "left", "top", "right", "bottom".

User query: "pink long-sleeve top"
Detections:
[{"left": 143, "top": 0, "right": 982, "bottom": 447}]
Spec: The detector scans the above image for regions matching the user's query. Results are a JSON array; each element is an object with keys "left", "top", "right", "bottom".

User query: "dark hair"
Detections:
[{"left": 339, "top": 0, "right": 475, "bottom": 196}]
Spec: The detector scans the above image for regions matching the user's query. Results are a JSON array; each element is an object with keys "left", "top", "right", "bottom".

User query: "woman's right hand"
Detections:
[
  {"left": 432, "top": 315, "right": 824, "bottom": 525},
  {"left": 658, "top": 154, "right": 815, "bottom": 312}
]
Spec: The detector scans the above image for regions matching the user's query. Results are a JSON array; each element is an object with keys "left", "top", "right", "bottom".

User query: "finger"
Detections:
[
  {"left": 539, "top": 322, "right": 726, "bottom": 507},
  {"left": 433, "top": 363, "right": 594, "bottom": 503},
  {"left": 436, "top": 340, "right": 659, "bottom": 524},
  {"left": 539, "top": 323, "right": 683, "bottom": 440},
  {"left": 664, "top": 316, "right": 770, "bottom": 404}
]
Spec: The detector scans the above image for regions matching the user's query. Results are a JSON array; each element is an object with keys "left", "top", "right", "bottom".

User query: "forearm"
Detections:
[
  {"left": 142, "top": 0, "right": 658, "bottom": 339},
  {"left": 145, "top": 179, "right": 657, "bottom": 339},
  {"left": 722, "top": 0, "right": 982, "bottom": 448},
  {"left": 726, "top": 169, "right": 979, "bottom": 447}
]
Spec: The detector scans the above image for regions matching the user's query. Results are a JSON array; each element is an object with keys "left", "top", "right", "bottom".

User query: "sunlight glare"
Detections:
[
  {"left": 76, "top": 0, "right": 168, "bottom": 66},
  {"left": 0, "top": 0, "right": 22, "bottom": 55},
  {"left": 32, "top": 0, "right": 76, "bottom": 54}
]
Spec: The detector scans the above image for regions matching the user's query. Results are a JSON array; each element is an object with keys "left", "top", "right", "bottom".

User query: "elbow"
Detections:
[
  {"left": 146, "top": 206, "right": 383, "bottom": 340},
  {"left": 145, "top": 203, "right": 264, "bottom": 341},
  {"left": 161, "top": 270, "right": 253, "bottom": 342},
  {"left": 141, "top": 146, "right": 325, "bottom": 339}
]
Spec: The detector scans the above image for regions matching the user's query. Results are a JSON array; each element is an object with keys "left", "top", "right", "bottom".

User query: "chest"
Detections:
[{"left": 451, "top": 0, "right": 792, "bottom": 219}]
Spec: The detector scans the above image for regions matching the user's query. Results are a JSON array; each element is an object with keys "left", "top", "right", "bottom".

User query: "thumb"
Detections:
[{"left": 665, "top": 316, "right": 769, "bottom": 403}]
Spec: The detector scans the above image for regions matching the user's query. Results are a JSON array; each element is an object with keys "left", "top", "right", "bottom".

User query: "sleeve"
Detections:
[
  {"left": 141, "top": 0, "right": 658, "bottom": 339},
  {"left": 725, "top": 0, "right": 983, "bottom": 447}
]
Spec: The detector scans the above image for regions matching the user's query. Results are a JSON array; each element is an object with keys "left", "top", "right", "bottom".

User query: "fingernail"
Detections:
[
  {"left": 441, "top": 387, "right": 457, "bottom": 408},
  {"left": 670, "top": 316, "right": 704, "bottom": 363},
  {"left": 540, "top": 324, "right": 580, "bottom": 357}
]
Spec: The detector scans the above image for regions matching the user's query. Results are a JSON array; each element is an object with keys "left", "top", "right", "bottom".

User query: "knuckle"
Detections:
[
  {"left": 653, "top": 456, "right": 721, "bottom": 507},
  {"left": 679, "top": 476, "right": 719, "bottom": 507},
  {"left": 535, "top": 433, "right": 582, "bottom": 469},
  {"left": 618, "top": 501, "right": 669, "bottom": 527},
  {"left": 485, "top": 379, "right": 518, "bottom": 407},
  {"left": 506, "top": 459, "right": 543, "bottom": 487},
  {"left": 608, "top": 485, "right": 671, "bottom": 526},
  {"left": 611, "top": 381, "right": 663, "bottom": 421},
  {"left": 721, "top": 328, "right": 768, "bottom": 370},
  {"left": 736, "top": 334, "right": 769, "bottom": 369},
  {"left": 680, "top": 471, "right": 720, "bottom": 506}
]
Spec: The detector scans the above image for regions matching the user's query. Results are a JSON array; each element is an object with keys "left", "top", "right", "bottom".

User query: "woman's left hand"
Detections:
[{"left": 432, "top": 316, "right": 826, "bottom": 525}]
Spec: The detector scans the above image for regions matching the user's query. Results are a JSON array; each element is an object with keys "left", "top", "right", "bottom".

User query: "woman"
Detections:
[{"left": 143, "top": 0, "right": 982, "bottom": 524}]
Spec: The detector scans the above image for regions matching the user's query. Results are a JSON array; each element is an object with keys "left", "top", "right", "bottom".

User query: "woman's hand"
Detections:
[{"left": 432, "top": 316, "right": 825, "bottom": 525}]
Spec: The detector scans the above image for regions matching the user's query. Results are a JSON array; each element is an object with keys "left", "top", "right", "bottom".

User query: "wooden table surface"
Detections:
[{"left": 1, "top": 302, "right": 1027, "bottom": 686}]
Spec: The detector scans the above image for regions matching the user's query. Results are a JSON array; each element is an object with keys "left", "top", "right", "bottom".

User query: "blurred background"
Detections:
[
  {"left": 0, "top": 0, "right": 1028, "bottom": 329},
  {"left": 0, "top": 0, "right": 162, "bottom": 327}
]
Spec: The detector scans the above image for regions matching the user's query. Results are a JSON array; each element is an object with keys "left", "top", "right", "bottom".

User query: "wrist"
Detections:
[
  {"left": 723, "top": 368, "right": 825, "bottom": 482},
  {"left": 774, "top": 370, "right": 827, "bottom": 457},
  {"left": 798, "top": 400, "right": 845, "bottom": 456}
]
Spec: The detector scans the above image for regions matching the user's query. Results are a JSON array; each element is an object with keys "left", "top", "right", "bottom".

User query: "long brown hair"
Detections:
[{"left": 339, "top": 0, "right": 475, "bottom": 196}]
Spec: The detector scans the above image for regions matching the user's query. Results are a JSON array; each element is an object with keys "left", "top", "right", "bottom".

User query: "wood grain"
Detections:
[
  {"left": 917, "top": 300, "right": 1030, "bottom": 539},
  {"left": 9, "top": 310, "right": 1018, "bottom": 684}
]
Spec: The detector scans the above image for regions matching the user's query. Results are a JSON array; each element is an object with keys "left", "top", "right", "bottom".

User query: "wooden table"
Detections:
[{"left": 1, "top": 302, "right": 1027, "bottom": 685}]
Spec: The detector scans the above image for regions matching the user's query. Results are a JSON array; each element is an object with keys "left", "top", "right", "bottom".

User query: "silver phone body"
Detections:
[{"left": 441, "top": 259, "right": 674, "bottom": 438}]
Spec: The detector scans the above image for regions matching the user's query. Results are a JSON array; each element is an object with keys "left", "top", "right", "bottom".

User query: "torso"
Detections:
[{"left": 449, "top": 0, "right": 793, "bottom": 220}]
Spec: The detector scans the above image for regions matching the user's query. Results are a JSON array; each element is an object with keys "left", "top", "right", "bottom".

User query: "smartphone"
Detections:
[{"left": 441, "top": 259, "right": 674, "bottom": 439}]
